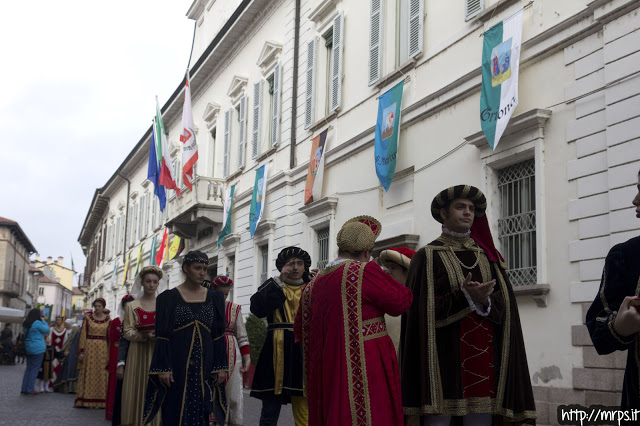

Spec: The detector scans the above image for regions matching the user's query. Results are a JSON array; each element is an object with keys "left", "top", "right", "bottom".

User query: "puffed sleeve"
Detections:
[
  {"left": 250, "top": 278, "right": 286, "bottom": 318},
  {"left": 124, "top": 303, "right": 147, "bottom": 342},
  {"left": 235, "top": 305, "right": 250, "bottom": 355},
  {"left": 363, "top": 262, "right": 413, "bottom": 316},
  {"left": 211, "top": 290, "right": 228, "bottom": 374},
  {"left": 148, "top": 290, "right": 176, "bottom": 375},
  {"left": 586, "top": 244, "right": 635, "bottom": 354}
]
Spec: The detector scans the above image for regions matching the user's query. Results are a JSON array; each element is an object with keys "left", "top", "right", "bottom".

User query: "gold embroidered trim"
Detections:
[
  {"left": 341, "top": 261, "right": 372, "bottom": 426},
  {"left": 272, "top": 309, "right": 285, "bottom": 395}
]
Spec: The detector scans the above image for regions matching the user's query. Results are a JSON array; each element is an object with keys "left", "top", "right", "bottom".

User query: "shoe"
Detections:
[{"left": 30, "top": 391, "right": 39, "bottom": 395}]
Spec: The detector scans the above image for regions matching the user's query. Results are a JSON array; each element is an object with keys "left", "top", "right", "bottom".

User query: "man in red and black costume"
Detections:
[
  {"left": 294, "top": 215, "right": 413, "bottom": 425},
  {"left": 400, "top": 185, "right": 536, "bottom": 425}
]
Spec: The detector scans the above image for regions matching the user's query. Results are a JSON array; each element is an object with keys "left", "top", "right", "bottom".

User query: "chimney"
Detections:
[
  {"left": 58, "top": 256, "right": 64, "bottom": 265},
  {"left": 47, "top": 256, "right": 53, "bottom": 264}
]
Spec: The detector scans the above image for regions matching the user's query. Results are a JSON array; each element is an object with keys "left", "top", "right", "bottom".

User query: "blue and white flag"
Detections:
[
  {"left": 374, "top": 80, "right": 404, "bottom": 191},
  {"left": 480, "top": 8, "right": 523, "bottom": 150},
  {"left": 147, "top": 120, "right": 167, "bottom": 211},
  {"left": 249, "top": 164, "right": 269, "bottom": 238}
]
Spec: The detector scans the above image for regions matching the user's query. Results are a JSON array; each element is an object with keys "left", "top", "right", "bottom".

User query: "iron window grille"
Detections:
[
  {"left": 317, "top": 227, "right": 330, "bottom": 270},
  {"left": 260, "top": 245, "right": 269, "bottom": 284},
  {"left": 497, "top": 159, "right": 537, "bottom": 287}
]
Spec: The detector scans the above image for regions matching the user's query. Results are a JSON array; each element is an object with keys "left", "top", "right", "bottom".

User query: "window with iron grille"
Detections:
[
  {"left": 317, "top": 227, "right": 330, "bottom": 270},
  {"left": 497, "top": 159, "right": 536, "bottom": 286},
  {"left": 227, "top": 256, "right": 235, "bottom": 302},
  {"left": 260, "top": 245, "right": 269, "bottom": 284}
]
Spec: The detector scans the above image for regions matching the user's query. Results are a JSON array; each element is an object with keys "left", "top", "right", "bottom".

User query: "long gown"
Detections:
[
  {"left": 294, "top": 260, "right": 413, "bottom": 426},
  {"left": 121, "top": 300, "right": 160, "bottom": 426},
  {"left": 143, "top": 287, "right": 227, "bottom": 426},
  {"left": 74, "top": 313, "right": 111, "bottom": 408},
  {"left": 49, "top": 327, "right": 67, "bottom": 387},
  {"left": 53, "top": 327, "right": 80, "bottom": 393},
  {"left": 106, "top": 318, "right": 122, "bottom": 420}
]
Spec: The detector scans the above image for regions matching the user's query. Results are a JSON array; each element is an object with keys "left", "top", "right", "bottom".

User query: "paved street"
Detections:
[{"left": 0, "top": 363, "right": 293, "bottom": 425}]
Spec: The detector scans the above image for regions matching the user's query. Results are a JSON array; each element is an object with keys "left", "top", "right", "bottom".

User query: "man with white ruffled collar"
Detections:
[{"left": 400, "top": 185, "right": 536, "bottom": 425}]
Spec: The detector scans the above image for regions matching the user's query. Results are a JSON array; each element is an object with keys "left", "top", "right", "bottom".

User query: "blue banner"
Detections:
[{"left": 374, "top": 80, "right": 404, "bottom": 191}]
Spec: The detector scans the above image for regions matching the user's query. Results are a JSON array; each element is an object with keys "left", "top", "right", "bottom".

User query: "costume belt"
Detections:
[
  {"left": 362, "top": 317, "right": 388, "bottom": 341},
  {"left": 224, "top": 328, "right": 235, "bottom": 335},
  {"left": 267, "top": 322, "right": 294, "bottom": 331},
  {"left": 87, "top": 335, "right": 107, "bottom": 340}
]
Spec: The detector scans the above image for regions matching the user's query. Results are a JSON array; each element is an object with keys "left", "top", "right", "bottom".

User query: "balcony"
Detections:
[
  {"left": 0, "top": 280, "right": 21, "bottom": 298},
  {"left": 166, "top": 176, "right": 225, "bottom": 239}
]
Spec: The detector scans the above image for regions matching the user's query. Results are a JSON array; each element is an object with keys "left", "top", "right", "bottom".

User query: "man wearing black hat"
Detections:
[
  {"left": 400, "top": 185, "right": 536, "bottom": 425},
  {"left": 250, "top": 246, "right": 314, "bottom": 426}
]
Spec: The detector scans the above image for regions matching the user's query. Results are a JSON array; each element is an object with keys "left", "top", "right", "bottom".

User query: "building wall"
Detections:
[
  {"left": 80, "top": 1, "right": 640, "bottom": 422},
  {"left": 0, "top": 225, "right": 32, "bottom": 312}
]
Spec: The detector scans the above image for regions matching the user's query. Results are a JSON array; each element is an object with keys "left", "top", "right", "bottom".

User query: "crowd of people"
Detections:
[{"left": 3, "top": 173, "right": 638, "bottom": 425}]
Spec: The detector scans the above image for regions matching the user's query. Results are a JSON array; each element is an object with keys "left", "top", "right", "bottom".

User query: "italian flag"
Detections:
[
  {"left": 480, "top": 8, "right": 523, "bottom": 150},
  {"left": 181, "top": 72, "right": 198, "bottom": 191},
  {"left": 156, "top": 98, "right": 181, "bottom": 196},
  {"left": 155, "top": 227, "right": 169, "bottom": 267}
]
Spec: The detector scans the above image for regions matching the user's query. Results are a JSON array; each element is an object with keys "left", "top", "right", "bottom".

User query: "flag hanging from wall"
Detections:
[
  {"left": 249, "top": 163, "right": 269, "bottom": 238},
  {"left": 181, "top": 71, "right": 198, "bottom": 191},
  {"left": 156, "top": 97, "right": 181, "bottom": 196},
  {"left": 374, "top": 80, "right": 404, "bottom": 191},
  {"left": 218, "top": 184, "right": 236, "bottom": 246},
  {"left": 303, "top": 128, "right": 329, "bottom": 205},
  {"left": 121, "top": 251, "right": 130, "bottom": 287},
  {"left": 155, "top": 227, "right": 169, "bottom": 267},
  {"left": 150, "top": 234, "right": 158, "bottom": 266},
  {"left": 480, "top": 8, "right": 523, "bottom": 150},
  {"left": 111, "top": 258, "right": 118, "bottom": 288},
  {"left": 169, "top": 236, "right": 185, "bottom": 260},
  {"left": 134, "top": 244, "right": 143, "bottom": 276},
  {"left": 148, "top": 119, "right": 167, "bottom": 211},
  {"left": 70, "top": 253, "right": 75, "bottom": 271}
]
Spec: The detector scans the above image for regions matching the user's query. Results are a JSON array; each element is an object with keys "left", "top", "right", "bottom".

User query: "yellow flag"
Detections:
[
  {"left": 134, "top": 244, "right": 143, "bottom": 276},
  {"left": 121, "top": 251, "right": 131, "bottom": 287},
  {"left": 61, "top": 307, "right": 66, "bottom": 319},
  {"left": 168, "top": 236, "right": 182, "bottom": 260}
]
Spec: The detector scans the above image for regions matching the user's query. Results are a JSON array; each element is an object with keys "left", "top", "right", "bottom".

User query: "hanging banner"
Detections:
[
  {"left": 480, "top": 8, "right": 523, "bottom": 150},
  {"left": 218, "top": 184, "right": 236, "bottom": 246},
  {"left": 304, "top": 129, "right": 329, "bottom": 205},
  {"left": 249, "top": 163, "right": 269, "bottom": 238},
  {"left": 374, "top": 80, "right": 404, "bottom": 191}
]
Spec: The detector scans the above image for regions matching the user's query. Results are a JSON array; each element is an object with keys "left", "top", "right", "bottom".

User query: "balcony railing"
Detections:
[
  {"left": 0, "top": 280, "right": 21, "bottom": 298},
  {"left": 166, "top": 176, "right": 226, "bottom": 239}
]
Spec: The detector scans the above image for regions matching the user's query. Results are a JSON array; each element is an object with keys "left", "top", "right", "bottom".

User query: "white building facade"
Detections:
[{"left": 78, "top": 0, "right": 640, "bottom": 423}]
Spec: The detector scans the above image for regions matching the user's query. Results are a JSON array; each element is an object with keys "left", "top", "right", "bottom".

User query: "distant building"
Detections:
[
  {"left": 71, "top": 286, "right": 84, "bottom": 323},
  {"left": 34, "top": 255, "right": 75, "bottom": 291},
  {"left": 36, "top": 269, "right": 72, "bottom": 321},
  {"left": 0, "top": 216, "right": 37, "bottom": 315}
]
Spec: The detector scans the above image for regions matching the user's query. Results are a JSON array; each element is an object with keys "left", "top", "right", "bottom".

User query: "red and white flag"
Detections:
[
  {"left": 155, "top": 227, "right": 169, "bottom": 267},
  {"left": 156, "top": 98, "right": 181, "bottom": 196},
  {"left": 181, "top": 72, "right": 198, "bottom": 191}
]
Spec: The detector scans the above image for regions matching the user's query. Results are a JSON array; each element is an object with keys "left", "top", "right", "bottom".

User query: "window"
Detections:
[
  {"left": 115, "top": 215, "right": 122, "bottom": 254},
  {"left": 368, "top": 0, "right": 424, "bottom": 85},
  {"left": 236, "top": 95, "right": 247, "bottom": 169},
  {"left": 223, "top": 109, "right": 232, "bottom": 178},
  {"left": 317, "top": 227, "right": 330, "bottom": 270},
  {"left": 497, "top": 159, "right": 536, "bottom": 287},
  {"left": 210, "top": 127, "right": 217, "bottom": 175},
  {"left": 260, "top": 245, "right": 269, "bottom": 284},
  {"left": 227, "top": 256, "right": 235, "bottom": 302},
  {"left": 465, "top": 0, "right": 484, "bottom": 21},
  {"left": 251, "top": 82, "right": 263, "bottom": 157},
  {"left": 38, "top": 287, "right": 44, "bottom": 296}
]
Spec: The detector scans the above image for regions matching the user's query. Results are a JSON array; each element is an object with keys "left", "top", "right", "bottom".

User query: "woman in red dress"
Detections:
[
  {"left": 105, "top": 295, "right": 134, "bottom": 420},
  {"left": 49, "top": 315, "right": 67, "bottom": 390}
]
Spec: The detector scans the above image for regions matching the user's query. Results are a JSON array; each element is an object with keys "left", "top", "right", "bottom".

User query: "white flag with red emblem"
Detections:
[{"left": 181, "top": 71, "right": 198, "bottom": 191}]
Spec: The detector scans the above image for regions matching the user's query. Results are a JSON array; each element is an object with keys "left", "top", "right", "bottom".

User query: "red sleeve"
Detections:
[
  {"left": 240, "top": 345, "right": 251, "bottom": 356},
  {"left": 363, "top": 261, "right": 413, "bottom": 317}
]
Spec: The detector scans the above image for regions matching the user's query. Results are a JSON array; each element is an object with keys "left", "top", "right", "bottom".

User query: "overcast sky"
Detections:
[{"left": 0, "top": 0, "right": 195, "bottom": 281}]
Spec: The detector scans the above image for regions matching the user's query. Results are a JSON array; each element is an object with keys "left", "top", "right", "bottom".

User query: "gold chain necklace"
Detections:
[{"left": 448, "top": 246, "right": 480, "bottom": 270}]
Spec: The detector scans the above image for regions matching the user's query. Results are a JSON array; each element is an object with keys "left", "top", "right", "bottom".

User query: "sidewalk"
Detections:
[{"left": 0, "top": 362, "right": 294, "bottom": 425}]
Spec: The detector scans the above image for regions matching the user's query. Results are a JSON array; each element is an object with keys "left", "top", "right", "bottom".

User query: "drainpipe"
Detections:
[
  {"left": 289, "top": 0, "right": 301, "bottom": 169},
  {"left": 117, "top": 172, "right": 131, "bottom": 265}
]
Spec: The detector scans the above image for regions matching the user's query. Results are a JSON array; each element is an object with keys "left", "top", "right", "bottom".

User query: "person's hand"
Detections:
[
  {"left": 146, "top": 330, "right": 156, "bottom": 339},
  {"left": 240, "top": 355, "right": 251, "bottom": 373},
  {"left": 279, "top": 265, "right": 291, "bottom": 282},
  {"left": 461, "top": 273, "right": 495, "bottom": 306},
  {"left": 308, "top": 268, "right": 320, "bottom": 280},
  {"left": 116, "top": 365, "right": 124, "bottom": 380},
  {"left": 159, "top": 373, "right": 173, "bottom": 387},
  {"left": 78, "top": 353, "right": 85, "bottom": 362},
  {"left": 613, "top": 297, "right": 640, "bottom": 337},
  {"left": 64, "top": 350, "right": 69, "bottom": 357},
  {"left": 213, "top": 371, "right": 226, "bottom": 385}
]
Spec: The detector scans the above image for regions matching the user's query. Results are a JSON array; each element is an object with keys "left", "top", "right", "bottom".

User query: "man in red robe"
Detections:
[{"left": 294, "top": 215, "right": 413, "bottom": 426}]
